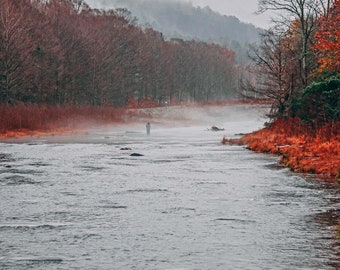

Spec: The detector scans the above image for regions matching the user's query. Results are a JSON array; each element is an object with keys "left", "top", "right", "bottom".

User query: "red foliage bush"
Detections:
[{"left": 223, "top": 118, "right": 340, "bottom": 181}]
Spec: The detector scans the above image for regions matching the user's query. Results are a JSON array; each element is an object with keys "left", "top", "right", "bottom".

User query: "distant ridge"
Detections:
[{"left": 87, "top": 0, "right": 261, "bottom": 62}]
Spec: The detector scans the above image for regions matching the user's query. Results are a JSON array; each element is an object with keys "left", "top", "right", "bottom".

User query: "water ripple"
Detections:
[
  {"left": 214, "top": 218, "right": 257, "bottom": 224},
  {"left": 1, "top": 175, "right": 38, "bottom": 186},
  {"left": 0, "top": 223, "right": 69, "bottom": 232},
  {"left": 116, "top": 188, "right": 169, "bottom": 195},
  {"left": 0, "top": 153, "right": 15, "bottom": 163}
]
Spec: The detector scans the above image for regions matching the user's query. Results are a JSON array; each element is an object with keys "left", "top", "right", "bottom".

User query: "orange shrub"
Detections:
[{"left": 224, "top": 118, "right": 340, "bottom": 181}]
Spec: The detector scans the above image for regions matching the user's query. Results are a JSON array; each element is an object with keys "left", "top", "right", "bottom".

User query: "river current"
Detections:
[{"left": 0, "top": 105, "right": 339, "bottom": 270}]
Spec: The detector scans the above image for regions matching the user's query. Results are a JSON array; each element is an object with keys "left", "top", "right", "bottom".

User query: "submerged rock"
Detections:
[
  {"left": 130, "top": 153, "right": 144, "bottom": 157},
  {"left": 211, "top": 126, "right": 224, "bottom": 131}
]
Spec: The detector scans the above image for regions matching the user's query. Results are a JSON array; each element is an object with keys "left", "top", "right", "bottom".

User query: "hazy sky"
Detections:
[{"left": 185, "top": 0, "right": 272, "bottom": 28}]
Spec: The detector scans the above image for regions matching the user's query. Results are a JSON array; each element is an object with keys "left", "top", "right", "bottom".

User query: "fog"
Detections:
[
  {"left": 85, "top": 0, "right": 273, "bottom": 28},
  {"left": 3, "top": 104, "right": 268, "bottom": 144},
  {"left": 183, "top": 0, "right": 272, "bottom": 28}
]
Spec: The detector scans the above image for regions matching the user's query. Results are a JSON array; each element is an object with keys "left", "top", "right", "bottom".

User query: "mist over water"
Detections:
[{"left": 1, "top": 105, "right": 339, "bottom": 270}]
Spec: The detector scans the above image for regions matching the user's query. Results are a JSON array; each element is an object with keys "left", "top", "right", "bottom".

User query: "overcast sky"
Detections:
[{"left": 185, "top": 0, "right": 273, "bottom": 28}]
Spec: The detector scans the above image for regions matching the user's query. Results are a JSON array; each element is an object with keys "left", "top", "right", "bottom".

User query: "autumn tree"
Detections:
[
  {"left": 0, "top": 0, "right": 37, "bottom": 103},
  {"left": 136, "top": 28, "right": 167, "bottom": 103},
  {"left": 313, "top": 0, "right": 340, "bottom": 74},
  {"left": 78, "top": 9, "right": 136, "bottom": 106},
  {"left": 246, "top": 0, "right": 336, "bottom": 117},
  {"left": 257, "top": 0, "right": 333, "bottom": 88},
  {"left": 288, "top": 0, "right": 340, "bottom": 130}
]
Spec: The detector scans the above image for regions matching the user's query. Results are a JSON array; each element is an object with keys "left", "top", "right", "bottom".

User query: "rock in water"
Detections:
[
  {"left": 130, "top": 153, "right": 144, "bottom": 157},
  {"left": 120, "top": 147, "right": 132, "bottom": 150},
  {"left": 211, "top": 126, "right": 224, "bottom": 131}
]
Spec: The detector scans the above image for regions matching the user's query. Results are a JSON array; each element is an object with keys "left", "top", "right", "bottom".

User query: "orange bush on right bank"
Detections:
[{"left": 231, "top": 118, "right": 340, "bottom": 181}]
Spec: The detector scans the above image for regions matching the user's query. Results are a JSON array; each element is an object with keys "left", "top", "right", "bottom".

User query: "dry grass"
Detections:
[{"left": 0, "top": 104, "right": 126, "bottom": 138}]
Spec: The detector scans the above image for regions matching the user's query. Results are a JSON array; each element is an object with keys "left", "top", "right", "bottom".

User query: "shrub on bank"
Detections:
[
  {"left": 291, "top": 76, "right": 340, "bottom": 130},
  {"left": 225, "top": 77, "right": 340, "bottom": 181},
  {"left": 223, "top": 118, "right": 340, "bottom": 180}
]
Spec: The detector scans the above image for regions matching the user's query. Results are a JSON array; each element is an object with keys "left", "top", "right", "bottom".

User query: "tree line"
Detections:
[
  {"left": 246, "top": 0, "right": 339, "bottom": 129},
  {"left": 0, "top": 0, "right": 238, "bottom": 107}
]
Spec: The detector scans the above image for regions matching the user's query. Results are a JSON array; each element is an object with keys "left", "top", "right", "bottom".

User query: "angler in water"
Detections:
[{"left": 146, "top": 122, "right": 151, "bottom": 135}]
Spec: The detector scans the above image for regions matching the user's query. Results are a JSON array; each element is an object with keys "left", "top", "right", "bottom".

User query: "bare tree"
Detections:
[
  {"left": 0, "top": 0, "right": 35, "bottom": 103},
  {"left": 246, "top": 29, "right": 298, "bottom": 117},
  {"left": 257, "top": 0, "right": 333, "bottom": 87}
]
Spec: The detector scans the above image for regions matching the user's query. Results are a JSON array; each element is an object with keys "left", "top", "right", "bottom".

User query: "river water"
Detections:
[{"left": 0, "top": 105, "right": 339, "bottom": 270}]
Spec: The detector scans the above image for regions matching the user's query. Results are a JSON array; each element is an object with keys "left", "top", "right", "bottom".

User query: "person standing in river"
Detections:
[{"left": 146, "top": 122, "right": 151, "bottom": 135}]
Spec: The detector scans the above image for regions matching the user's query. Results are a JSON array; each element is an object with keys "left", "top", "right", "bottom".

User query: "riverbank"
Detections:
[
  {"left": 0, "top": 104, "right": 128, "bottom": 138},
  {"left": 223, "top": 118, "right": 340, "bottom": 181}
]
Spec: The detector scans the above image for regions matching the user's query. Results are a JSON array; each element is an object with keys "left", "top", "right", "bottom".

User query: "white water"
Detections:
[{"left": 0, "top": 105, "right": 339, "bottom": 270}]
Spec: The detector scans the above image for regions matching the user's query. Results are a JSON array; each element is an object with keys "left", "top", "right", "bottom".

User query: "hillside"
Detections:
[{"left": 86, "top": 0, "right": 262, "bottom": 63}]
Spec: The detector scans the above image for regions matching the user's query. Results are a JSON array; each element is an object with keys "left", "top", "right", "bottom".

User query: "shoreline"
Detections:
[
  {"left": 223, "top": 118, "right": 340, "bottom": 182},
  {"left": 0, "top": 129, "right": 89, "bottom": 140}
]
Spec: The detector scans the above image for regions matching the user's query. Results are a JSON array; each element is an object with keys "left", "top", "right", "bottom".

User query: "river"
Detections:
[{"left": 0, "top": 105, "right": 339, "bottom": 270}]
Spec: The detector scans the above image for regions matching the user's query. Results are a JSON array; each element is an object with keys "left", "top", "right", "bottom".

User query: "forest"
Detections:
[{"left": 0, "top": 0, "right": 238, "bottom": 107}]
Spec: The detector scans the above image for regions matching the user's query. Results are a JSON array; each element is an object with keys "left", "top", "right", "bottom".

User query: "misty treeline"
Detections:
[
  {"left": 90, "top": 0, "right": 261, "bottom": 64},
  {"left": 246, "top": 0, "right": 340, "bottom": 129},
  {"left": 0, "top": 0, "right": 238, "bottom": 107}
]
